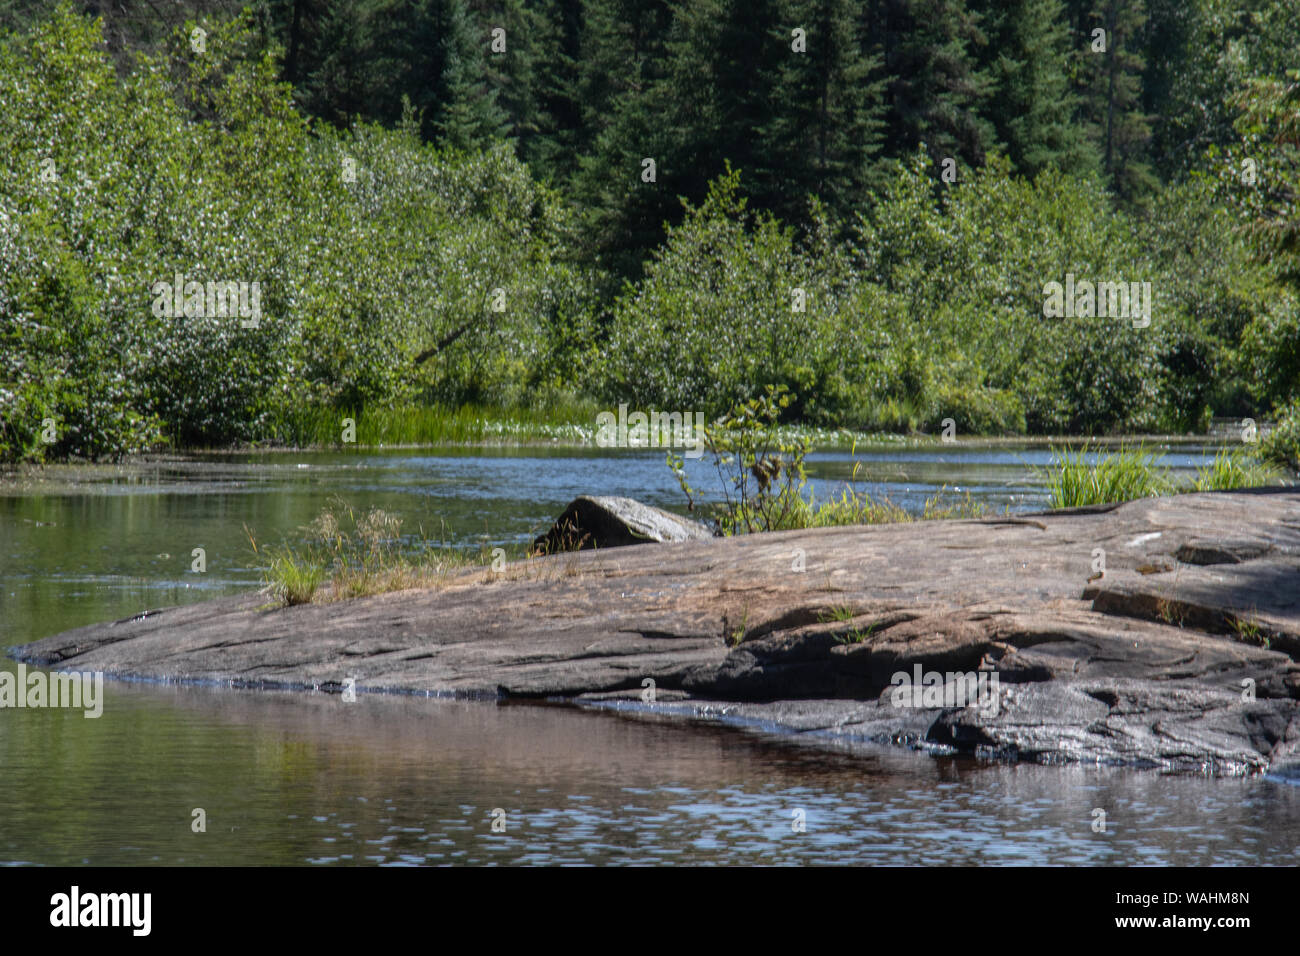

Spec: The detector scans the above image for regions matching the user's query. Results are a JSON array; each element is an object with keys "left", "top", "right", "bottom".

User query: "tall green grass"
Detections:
[
  {"left": 1039, "top": 444, "right": 1281, "bottom": 508},
  {"left": 262, "top": 551, "right": 326, "bottom": 606},
  {"left": 268, "top": 400, "right": 603, "bottom": 448},
  {"left": 264, "top": 400, "right": 914, "bottom": 451},
  {"left": 1039, "top": 445, "right": 1171, "bottom": 508},
  {"left": 1193, "top": 448, "right": 1283, "bottom": 490}
]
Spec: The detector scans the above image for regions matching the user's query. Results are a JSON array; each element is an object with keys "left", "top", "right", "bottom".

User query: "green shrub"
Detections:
[
  {"left": 933, "top": 382, "right": 1027, "bottom": 435},
  {"left": 0, "top": 7, "right": 596, "bottom": 461},
  {"left": 4, "top": 8, "right": 1296, "bottom": 462},
  {"left": 1261, "top": 399, "right": 1300, "bottom": 473},
  {"left": 602, "top": 169, "right": 859, "bottom": 416},
  {"left": 670, "top": 390, "right": 994, "bottom": 532},
  {"left": 668, "top": 385, "right": 813, "bottom": 535}
]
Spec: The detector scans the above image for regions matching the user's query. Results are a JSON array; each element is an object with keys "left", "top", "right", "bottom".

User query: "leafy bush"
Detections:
[
  {"left": 669, "top": 389, "right": 994, "bottom": 533},
  {"left": 602, "top": 169, "right": 866, "bottom": 418},
  {"left": 933, "top": 382, "right": 1027, "bottom": 435},
  {"left": 0, "top": 8, "right": 595, "bottom": 461},
  {"left": 3, "top": 7, "right": 1297, "bottom": 463},
  {"left": 668, "top": 385, "right": 813, "bottom": 534},
  {"left": 1261, "top": 398, "right": 1300, "bottom": 473}
]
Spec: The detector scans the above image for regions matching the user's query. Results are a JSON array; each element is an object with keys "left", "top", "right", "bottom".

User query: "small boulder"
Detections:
[{"left": 533, "top": 495, "right": 713, "bottom": 554}]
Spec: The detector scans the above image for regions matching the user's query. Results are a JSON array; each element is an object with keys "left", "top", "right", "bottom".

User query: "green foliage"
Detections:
[
  {"left": 1261, "top": 398, "right": 1300, "bottom": 472},
  {"left": 875, "top": 0, "right": 997, "bottom": 167},
  {"left": 1071, "top": 0, "right": 1158, "bottom": 204},
  {"left": 4, "top": 3, "right": 1300, "bottom": 465},
  {"left": 851, "top": 153, "right": 1163, "bottom": 433},
  {"left": 973, "top": 0, "right": 1097, "bottom": 177},
  {"left": 755, "top": 0, "right": 887, "bottom": 220},
  {"left": 1229, "top": 612, "right": 1269, "bottom": 650},
  {"left": 4, "top": 0, "right": 1296, "bottom": 263},
  {"left": 270, "top": 397, "right": 601, "bottom": 447},
  {"left": 668, "top": 390, "right": 994, "bottom": 532},
  {"left": 1228, "top": 70, "right": 1300, "bottom": 283},
  {"left": 818, "top": 606, "right": 877, "bottom": 644},
  {"left": 806, "top": 487, "right": 912, "bottom": 526},
  {"left": 262, "top": 550, "right": 328, "bottom": 606},
  {"left": 820, "top": 605, "right": 857, "bottom": 623},
  {"left": 1040, "top": 442, "right": 1281, "bottom": 508},
  {"left": 0, "top": 7, "right": 595, "bottom": 461},
  {"left": 603, "top": 169, "right": 866, "bottom": 416},
  {"left": 919, "top": 489, "right": 993, "bottom": 520}
]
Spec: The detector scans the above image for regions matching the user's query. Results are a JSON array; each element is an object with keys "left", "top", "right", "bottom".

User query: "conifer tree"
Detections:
[
  {"left": 1069, "top": 0, "right": 1156, "bottom": 201},
  {"left": 466, "top": 0, "right": 556, "bottom": 167},
  {"left": 521, "top": 0, "right": 586, "bottom": 182},
  {"left": 758, "top": 0, "right": 886, "bottom": 219},
  {"left": 972, "top": 0, "right": 1097, "bottom": 176},
  {"left": 295, "top": 0, "right": 376, "bottom": 127},
  {"left": 436, "top": 0, "right": 511, "bottom": 149},
  {"left": 863, "top": 0, "right": 997, "bottom": 169},
  {"left": 570, "top": 0, "right": 676, "bottom": 274}
]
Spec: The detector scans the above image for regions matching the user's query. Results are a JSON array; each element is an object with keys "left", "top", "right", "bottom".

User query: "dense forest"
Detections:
[{"left": 0, "top": 0, "right": 1298, "bottom": 466}]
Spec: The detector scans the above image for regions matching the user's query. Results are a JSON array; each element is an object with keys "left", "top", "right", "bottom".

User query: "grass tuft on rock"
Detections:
[{"left": 246, "top": 498, "right": 480, "bottom": 606}]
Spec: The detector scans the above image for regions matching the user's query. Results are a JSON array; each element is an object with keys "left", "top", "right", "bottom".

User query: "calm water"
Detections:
[{"left": 3, "top": 442, "right": 1299, "bottom": 865}]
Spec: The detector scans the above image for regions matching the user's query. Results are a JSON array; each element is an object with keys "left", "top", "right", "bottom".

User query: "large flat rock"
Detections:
[{"left": 13, "top": 488, "right": 1300, "bottom": 775}]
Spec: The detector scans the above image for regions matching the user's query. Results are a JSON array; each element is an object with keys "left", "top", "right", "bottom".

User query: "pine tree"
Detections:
[
  {"left": 863, "top": 0, "right": 997, "bottom": 169},
  {"left": 758, "top": 0, "right": 886, "bottom": 220},
  {"left": 465, "top": 0, "right": 556, "bottom": 168},
  {"left": 570, "top": 0, "right": 676, "bottom": 274},
  {"left": 435, "top": 0, "right": 510, "bottom": 149},
  {"left": 972, "top": 0, "right": 1098, "bottom": 176},
  {"left": 682, "top": 0, "right": 780, "bottom": 198},
  {"left": 1069, "top": 0, "right": 1156, "bottom": 201},
  {"left": 295, "top": 0, "right": 377, "bottom": 127},
  {"left": 576, "top": 0, "right": 673, "bottom": 142},
  {"left": 523, "top": 0, "right": 586, "bottom": 182},
  {"left": 306, "top": 0, "right": 439, "bottom": 130}
]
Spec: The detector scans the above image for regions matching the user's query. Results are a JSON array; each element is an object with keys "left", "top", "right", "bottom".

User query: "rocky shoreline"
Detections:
[{"left": 12, "top": 489, "right": 1300, "bottom": 776}]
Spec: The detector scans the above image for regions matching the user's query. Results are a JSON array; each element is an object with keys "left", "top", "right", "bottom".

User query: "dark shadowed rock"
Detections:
[
  {"left": 1175, "top": 536, "right": 1272, "bottom": 565},
  {"left": 14, "top": 488, "right": 1300, "bottom": 775},
  {"left": 532, "top": 495, "right": 713, "bottom": 554}
]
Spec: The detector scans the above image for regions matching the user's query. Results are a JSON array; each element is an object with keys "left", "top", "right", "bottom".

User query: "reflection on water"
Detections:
[
  {"left": 4, "top": 443, "right": 1295, "bottom": 866},
  {"left": 1, "top": 660, "right": 1297, "bottom": 866}
]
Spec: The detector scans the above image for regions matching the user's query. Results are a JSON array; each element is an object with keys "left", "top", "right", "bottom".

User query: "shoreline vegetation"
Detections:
[
  {"left": 3, "top": 398, "right": 1272, "bottom": 463},
  {"left": 197, "top": 401, "right": 1290, "bottom": 454},
  {"left": 3, "top": 7, "right": 1300, "bottom": 474}
]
